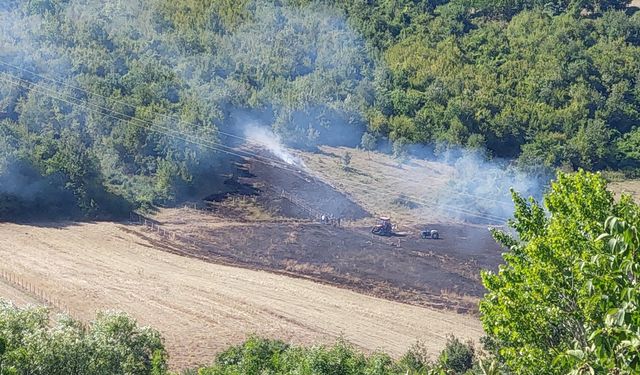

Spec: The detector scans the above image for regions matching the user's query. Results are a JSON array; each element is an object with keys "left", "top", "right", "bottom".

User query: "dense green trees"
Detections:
[
  {"left": 2, "top": 0, "right": 640, "bottom": 217},
  {"left": 0, "top": 302, "right": 167, "bottom": 374},
  {"left": 378, "top": 5, "right": 640, "bottom": 170},
  {"left": 480, "top": 171, "right": 640, "bottom": 374},
  {"left": 0, "top": 0, "right": 374, "bottom": 217}
]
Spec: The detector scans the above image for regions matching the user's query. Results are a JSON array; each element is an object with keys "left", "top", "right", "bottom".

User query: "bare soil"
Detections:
[
  {"left": 609, "top": 179, "right": 640, "bottom": 203},
  {"left": 0, "top": 222, "right": 483, "bottom": 370},
  {"left": 151, "top": 207, "right": 502, "bottom": 314}
]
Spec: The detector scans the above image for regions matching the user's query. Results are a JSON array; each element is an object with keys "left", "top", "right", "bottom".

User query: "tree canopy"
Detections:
[
  {"left": 0, "top": 302, "right": 167, "bottom": 375},
  {"left": 481, "top": 170, "right": 640, "bottom": 374},
  {"left": 2, "top": 0, "right": 640, "bottom": 216}
]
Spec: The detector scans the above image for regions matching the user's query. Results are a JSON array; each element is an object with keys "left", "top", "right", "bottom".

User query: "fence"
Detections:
[
  {"left": 278, "top": 189, "right": 324, "bottom": 220},
  {"left": 0, "top": 268, "right": 74, "bottom": 316},
  {"left": 132, "top": 186, "right": 347, "bottom": 230},
  {"left": 130, "top": 211, "right": 198, "bottom": 247},
  {"left": 279, "top": 189, "right": 347, "bottom": 226}
]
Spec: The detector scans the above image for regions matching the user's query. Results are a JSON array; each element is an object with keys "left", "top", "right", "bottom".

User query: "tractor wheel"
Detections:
[{"left": 431, "top": 231, "right": 439, "bottom": 240}]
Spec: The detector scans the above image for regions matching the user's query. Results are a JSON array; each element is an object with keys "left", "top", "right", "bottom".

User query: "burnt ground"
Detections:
[
  {"left": 145, "top": 148, "right": 506, "bottom": 314},
  {"left": 204, "top": 147, "right": 369, "bottom": 221},
  {"left": 148, "top": 217, "right": 503, "bottom": 313}
]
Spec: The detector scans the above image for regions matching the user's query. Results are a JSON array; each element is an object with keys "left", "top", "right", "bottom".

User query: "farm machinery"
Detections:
[
  {"left": 421, "top": 228, "right": 439, "bottom": 239},
  {"left": 371, "top": 217, "right": 394, "bottom": 236},
  {"left": 371, "top": 216, "right": 440, "bottom": 239}
]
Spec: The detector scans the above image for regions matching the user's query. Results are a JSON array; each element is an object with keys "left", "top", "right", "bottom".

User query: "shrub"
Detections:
[
  {"left": 438, "top": 335, "right": 475, "bottom": 374},
  {"left": 0, "top": 302, "right": 167, "bottom": 375}
]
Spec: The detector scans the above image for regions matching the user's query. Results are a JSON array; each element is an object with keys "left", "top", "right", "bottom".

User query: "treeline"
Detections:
[
  {"left": 1, "top": 171, "right": 639, "bottom": 373},
  {"left": 0, "top": 301, "right": 479, "bottom": 374},
  {"left": 0, "top": 0, "right": 371, "bottom": 218},
  {"left": 2, "top": 0, "right": 640, "bottom": 217}
]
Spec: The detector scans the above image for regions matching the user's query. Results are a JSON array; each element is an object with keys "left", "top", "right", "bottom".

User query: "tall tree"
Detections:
[{"left": 481, "top": 170, "right": 640, "bottom": 374}]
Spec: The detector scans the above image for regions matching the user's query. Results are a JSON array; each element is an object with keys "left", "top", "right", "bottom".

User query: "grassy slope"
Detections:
[{"left": 295, "top": 146, "right": 456, "bottom": 227}]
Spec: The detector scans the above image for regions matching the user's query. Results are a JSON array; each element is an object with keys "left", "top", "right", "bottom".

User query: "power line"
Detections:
[
  {"left": 0, "top": 72, "right": 510, "bottom": 222},
  {"left": 0, "top": 73, "right": 300, "bottom": 170},
  {"left": 0, "top": 59, "right": 517, "bottom": 209},
  {"left": 0, "top": 59, "right": 252, "bottom": 145}
]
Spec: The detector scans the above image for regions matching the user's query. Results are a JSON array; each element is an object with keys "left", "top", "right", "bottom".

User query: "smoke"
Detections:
[
  {"left": 0, "top": 0, "right": 550, "bottom": 222},
  {"left": 243, "top": 124, "right": 306, "bottom": 168},
  {"left": 435, "top": 149, "right": 548, "bottom": 223}
]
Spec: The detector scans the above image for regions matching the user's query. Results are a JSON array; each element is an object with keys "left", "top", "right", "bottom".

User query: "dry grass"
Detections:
[
  {"left": 296, "top": 146, "right": 455, "bottom": 226},
  {"left": 0, "top": 280, "right": 39, "bottom": 306},
  {"left": 216, "top": 196, "right": 281, "bottom": 221},
  {"left": 609, "top": 179, "right": 640, "bottom": 203},
  {"left": 0, "top": 221, "right": 484, "bottom": 370}
]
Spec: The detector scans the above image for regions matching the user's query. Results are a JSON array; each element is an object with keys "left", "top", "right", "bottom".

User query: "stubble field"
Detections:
[{"left": 0, "top": 221, "right": 483, "bottom": 370}]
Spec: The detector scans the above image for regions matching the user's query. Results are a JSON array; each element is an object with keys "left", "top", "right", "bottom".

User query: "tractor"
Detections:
[
  {"left": 371, "top": 217, "right": 394, "bottom": 236},
  {"left": 421, "top": 228, "right": 439, "bottom": 240}
]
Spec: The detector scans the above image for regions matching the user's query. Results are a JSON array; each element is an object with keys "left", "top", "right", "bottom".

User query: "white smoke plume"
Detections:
[{"left": 243, "top": 124, "right": 306, "bottom": 168}]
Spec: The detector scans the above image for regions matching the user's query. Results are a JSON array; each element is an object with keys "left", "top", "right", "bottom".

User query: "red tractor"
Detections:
[{"left": 371, "top": 217, "right": 394, "bottom": 236}]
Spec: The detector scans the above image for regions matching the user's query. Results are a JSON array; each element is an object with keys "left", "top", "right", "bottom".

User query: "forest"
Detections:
[
  {"left": 1, "top": 0, "right": 639, "bottom": 216},
  {"left": 1, "top": 171, "right": 639, "bottom": 374}
]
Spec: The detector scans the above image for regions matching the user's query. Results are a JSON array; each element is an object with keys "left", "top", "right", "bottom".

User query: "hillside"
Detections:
[
  {"left": 0, "top": 221, "right": 483, "bottom": 370},
  {"left": 2, "top": 0, "right": 640, "bottom": 218},
  {"left": 609, "top": 179, "right": 640, "bottom": 202}
]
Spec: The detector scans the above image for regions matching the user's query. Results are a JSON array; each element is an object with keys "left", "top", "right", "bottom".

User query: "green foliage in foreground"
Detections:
[
  {"left": 0, "top": 300, "right": 481, "bottom": 375},
  {"left": 481, "top": 170, "right": 640, "bottom": 374},
  {"left": 196, "top": 335, "right": 479, "bottom": 375},
  {"left": 0, "top": 302, "right": 167, "bottom": 375}
]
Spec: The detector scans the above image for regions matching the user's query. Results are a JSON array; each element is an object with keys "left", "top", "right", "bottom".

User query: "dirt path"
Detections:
[{"left": 0, "top": 222, "right": 483, "bottom": 370}]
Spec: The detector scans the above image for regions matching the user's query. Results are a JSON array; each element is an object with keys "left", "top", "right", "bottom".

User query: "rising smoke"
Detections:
[
  {"left": 243, "top": 124, "right": 306, "bottom": 168},
  {"left": 435, "top": 149, "right": 547, "bottom": 223},
  {"left": 0, "top": 0, "right": 550, "bottom": 222}
]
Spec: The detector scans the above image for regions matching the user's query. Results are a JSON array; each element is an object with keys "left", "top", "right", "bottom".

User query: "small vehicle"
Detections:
[
  {"left": 371, "top": 217, "right": 394, "bottom": 236},
  {"left": 421, "top": 229, "right": 439, "bottom": 240}
]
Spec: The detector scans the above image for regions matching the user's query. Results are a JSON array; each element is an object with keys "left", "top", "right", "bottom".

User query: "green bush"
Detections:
[
  {"left": 0, "top": 301, "right": 167, "bottom": 375},
  {"left": 196, "top": 336, "right": 487, "bottom": 375},
  {"left": 437, "top": 336, "right": 475, "bottom": 374}
]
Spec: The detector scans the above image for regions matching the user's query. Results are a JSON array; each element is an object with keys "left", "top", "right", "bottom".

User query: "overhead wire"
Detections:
[
  {"left": 0, "top": 69, "right": 511, "bottom": 222},
  {"left": 0, "top": 72, "right": 297, "bottom": 169},
  {"left": 0, "top": 59, "right": 516, "bottom": 208}
]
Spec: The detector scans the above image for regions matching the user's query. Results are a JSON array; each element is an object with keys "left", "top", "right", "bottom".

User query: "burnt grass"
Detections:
[
  {"left": 174, "top": 221, "right": 503, "bottom": 314},
  {"left": 147, "top": 152, "right": 506, "bottom": 314}
]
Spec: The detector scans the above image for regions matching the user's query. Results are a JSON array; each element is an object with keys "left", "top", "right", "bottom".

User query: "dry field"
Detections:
[
  {"left": 295, "top": 146, "right": 456, "bottom": 226},
  {"left": 151, "top": 206, "right": 501, "bottom": 313},
  {"left": 0, "top": 279, "right": 38, "bottom": 306},
  {"left": 0, "top": 221, "right": 483, "bottom": 370},
  {"left": 609, "top": 179, "right": 640, "bottom": 203}
]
